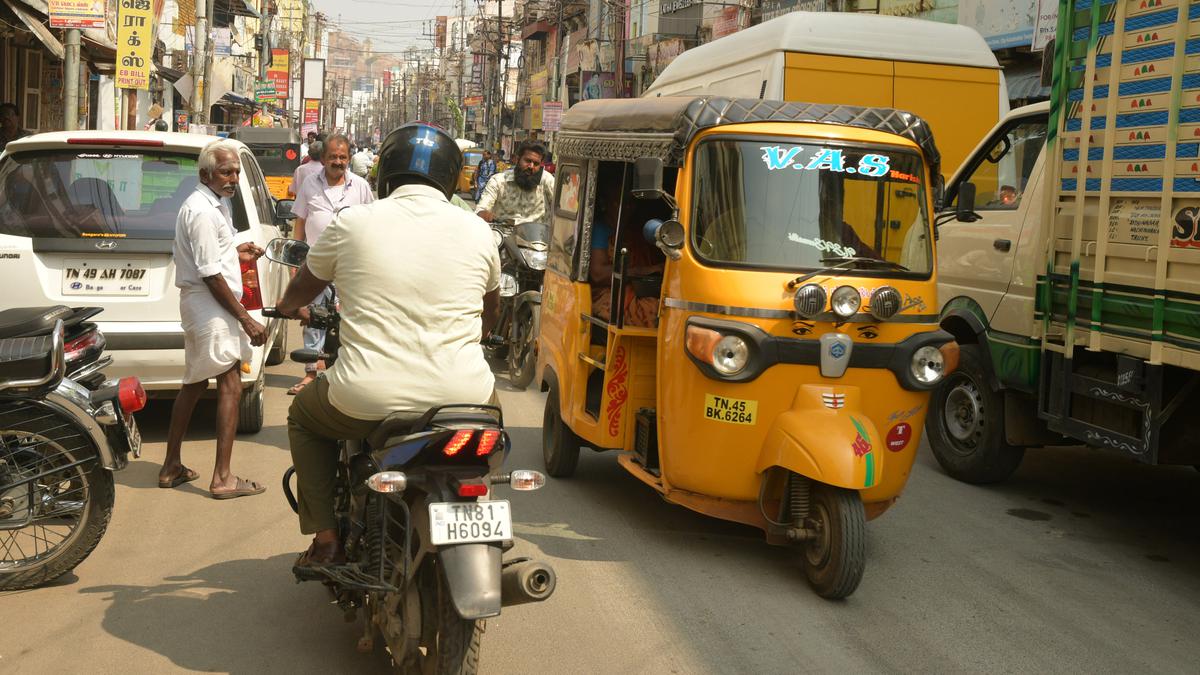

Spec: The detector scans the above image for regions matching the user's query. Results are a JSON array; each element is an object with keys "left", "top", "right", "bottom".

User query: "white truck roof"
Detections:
[{"left": 646, "top": 12, "right": 999, "bottom": 97}]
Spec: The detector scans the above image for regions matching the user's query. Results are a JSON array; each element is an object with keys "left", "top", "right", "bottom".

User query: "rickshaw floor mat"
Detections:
[
  {"left": 586, "top": 368, "right": 604, "bottom": 417},
  {"left": 292, "top": 562, "right": 398, "bottom": 593}
]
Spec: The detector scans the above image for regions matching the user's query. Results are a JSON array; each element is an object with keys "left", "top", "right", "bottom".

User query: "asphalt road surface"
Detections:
[{"left": 2, "top": 325, "right": 1198, "bottom": 674}]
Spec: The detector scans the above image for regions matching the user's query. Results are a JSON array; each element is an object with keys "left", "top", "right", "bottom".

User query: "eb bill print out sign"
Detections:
[{"left": 116, "top": 0, "right": 153, "bottom": 89}]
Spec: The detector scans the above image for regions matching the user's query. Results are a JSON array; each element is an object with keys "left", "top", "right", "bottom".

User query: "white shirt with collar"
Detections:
[
  {"left": 305, "top": 183, "right": 501, "bottom": 420},
  {"left": 173, "top": 184, "right": 242, "bottom": 298},
  {"left": 293, "top": 169, "right": 375, "bottom": 245}
]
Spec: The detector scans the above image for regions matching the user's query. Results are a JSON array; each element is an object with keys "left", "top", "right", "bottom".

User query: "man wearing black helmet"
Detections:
[{"left": 275, "top": 123, "right": 502, "bottom": 567}]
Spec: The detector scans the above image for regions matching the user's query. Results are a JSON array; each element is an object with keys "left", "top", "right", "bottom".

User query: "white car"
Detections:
[{"left": 0, "top": 131, "right": 291, "bottom": 432}]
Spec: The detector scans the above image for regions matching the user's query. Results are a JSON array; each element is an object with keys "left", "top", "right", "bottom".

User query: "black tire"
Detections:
[
  {"left": 237, "top": 369, "right": 265, "bottom": 434},
  {"left": 266, "top": 321, "right": 288, "bottom": 366},
  {"left": 801, "top": 483, "right": 865, "bottom": 600},
  {"left": 398, "top": 564, "right": 483, "bottom": 675},
  {"left": 925, "top": 343, "right": 1025, "bottom": 484},
  {"left": 0, "top": 404, "right": 116, "bottom": 591},
  {"left": 542, "top": 383, "right": 581, "bottom": 478},
  {"left": 508, "top": 305, "right": 539, "bottom": 391}
]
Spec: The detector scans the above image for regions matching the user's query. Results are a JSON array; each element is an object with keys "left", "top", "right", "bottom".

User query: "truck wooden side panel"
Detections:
[{"left": 1045, "top": 0, "right": 1200, "bottom": 371}]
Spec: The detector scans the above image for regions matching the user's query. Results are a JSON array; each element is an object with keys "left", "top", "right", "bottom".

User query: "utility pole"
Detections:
[
  {"left": 492, "top": 0, "right": 503, "bottom": 150},
  {"left": 190, "top": 0, "right": 208, "bottom": 120},
  {"left": 63, "top": 29, "right": 81, "bottom": 130},
  {"left": 458, "top": 0, "right": 465, "bottom": 137}
]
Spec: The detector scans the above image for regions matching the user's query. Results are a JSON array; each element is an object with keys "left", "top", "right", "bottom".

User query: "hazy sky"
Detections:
[{"left": 308, "top": 0, "right": 477, "bottom": 56}]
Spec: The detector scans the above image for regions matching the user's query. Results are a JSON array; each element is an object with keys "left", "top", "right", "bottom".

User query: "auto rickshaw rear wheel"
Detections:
[
  {"left": 543, "top": 383, "right": 581, "bottom": 478},
  {"left": 800, "top": 483, "right": 865, "bottom": 600},
  {"left": 925, "top": 344, "right": 1025, "bottom": 484}
]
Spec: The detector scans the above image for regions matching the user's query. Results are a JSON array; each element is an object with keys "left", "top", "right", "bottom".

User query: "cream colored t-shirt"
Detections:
[{"left": 305, "top": 184, "right": 501, "bottom": 420}]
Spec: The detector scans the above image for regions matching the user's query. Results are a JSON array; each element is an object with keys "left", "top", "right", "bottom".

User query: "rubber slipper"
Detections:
[
  {"left": 287, "top": 379, "right": 314, "bottom": 396},
  {"left": 158, "top": 466, "right": 199, "bottom": 489},
  {"left": 211, "top": 477, "right": 266, "bottom": 500}
]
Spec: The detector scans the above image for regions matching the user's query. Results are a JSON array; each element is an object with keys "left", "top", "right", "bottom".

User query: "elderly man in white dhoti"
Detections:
[{"left": 157, "top": 139, "right": 269, "bottom": 499}]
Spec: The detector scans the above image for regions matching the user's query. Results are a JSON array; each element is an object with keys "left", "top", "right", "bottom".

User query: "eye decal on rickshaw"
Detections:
[
  {"left": 792, "top": 320, "right": 815, "bottom": 336},
  {"left": 857, "top": 325, "right": 880, "bottom": 340}
]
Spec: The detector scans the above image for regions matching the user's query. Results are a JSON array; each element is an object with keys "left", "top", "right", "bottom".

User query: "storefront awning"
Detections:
[
  {"left": 521, "top": 20, "right": 551, "bottom": 40},
  {"left": 1006, "top": 66, "right": 1050, "bottom": 101},
  {"left": 216, "top": 0, "right": 259, "bottom": 19},
  {"left": 2, "top": 0, "right": 63, "bottom": 59}
]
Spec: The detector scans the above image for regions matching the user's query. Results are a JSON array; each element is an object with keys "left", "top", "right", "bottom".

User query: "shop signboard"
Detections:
[
  {"left": 269, "top": 48, "right": 290, "bottom": 100},
  {"left": 303, "top": 99, "right": 320, "bottom": 123},
  {"left": 255, "top": 81, "right": 276, "bottom": 102},
  {"left": 530, "top": 94, "right": 544, "bottom": 130},
  {"left": 116, "top": 0, "right": 154, "bottom": 89},
  {"left": 957, "top": 0, "right": 1037, "bottom": 50},
  {"left": 49, "top": 0, "right": 106, "bottom": 29},
  {"left": 542, "top": 101, "right": 562, "bottom": 132},
  {"left": 580, "top": 71, "right": 619, "bottom": 100},
  {"left": 463, "top": 95, "right": 484, "bottom": 107},
  {"left": 1031, "top": 0, "right": 1058, "bottom": 52},
  {"left": 435, "top": 16, "right": 447, "bottom": 49},
  {"left": 760, "top": 0, "right": 825, "bottom": 23}
]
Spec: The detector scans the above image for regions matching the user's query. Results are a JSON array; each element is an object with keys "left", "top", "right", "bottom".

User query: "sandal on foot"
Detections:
[
  {"left": 158, "top": 465, "right": 200, "bottom": 489},
  {"left": 287, "top": 378, "right": 315, "bottom": 396},
  {"left": 211, "top": 477, "right": 266, "bottom": 500}
]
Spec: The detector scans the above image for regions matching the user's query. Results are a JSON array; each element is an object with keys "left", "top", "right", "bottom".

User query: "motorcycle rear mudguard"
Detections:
[{"left": 439, "top": 542, "right": 503, "bottom": 620}]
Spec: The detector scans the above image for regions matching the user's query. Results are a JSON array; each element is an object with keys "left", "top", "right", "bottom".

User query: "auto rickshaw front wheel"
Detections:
[
  {"left": 800, "top": 483, "right": 866, "bottom": 600},
  {"left": 543, "top": 383, "right": 581, "bottom": 478}
]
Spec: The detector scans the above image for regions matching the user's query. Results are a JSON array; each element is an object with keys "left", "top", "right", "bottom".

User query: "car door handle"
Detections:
[{"left": 993, "top": 239, "right": 1012, "bottom": 252}]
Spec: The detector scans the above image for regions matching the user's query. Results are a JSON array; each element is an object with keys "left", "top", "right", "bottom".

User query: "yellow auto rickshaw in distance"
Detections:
[{"left": 536, "top": 97, "right": 958, "bottom": 598}]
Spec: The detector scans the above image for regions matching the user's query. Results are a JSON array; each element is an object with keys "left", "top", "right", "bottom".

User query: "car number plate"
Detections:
[
  {"left": 62, "top": 258, "right": 150, "bottom": 296},
  {"left": 428, "top": 500, "right": 512, "bottom": 546}
]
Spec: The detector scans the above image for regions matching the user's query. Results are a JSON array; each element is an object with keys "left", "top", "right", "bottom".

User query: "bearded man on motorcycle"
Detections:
[
  {"left": 475, "top": 140, "right": 555, "bottom": 224},
  {"left": 274, "top": 123, "right": 502, "bottom": 567}
]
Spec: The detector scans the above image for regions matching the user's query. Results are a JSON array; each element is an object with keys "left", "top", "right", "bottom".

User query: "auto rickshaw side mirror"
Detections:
[
  {"left": 643, "top": 218, "right": 684, "bottom": 260},
  {"left": 633, "top": 157, "right": 665, "bottom": 200}
]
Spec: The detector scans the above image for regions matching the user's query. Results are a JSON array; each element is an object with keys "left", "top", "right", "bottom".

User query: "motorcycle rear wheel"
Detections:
[
  {"left": 396, "top": 563, "right": 483, "bottom": 675},
  {"left": 0, "top": 406, "right": 114, "bottom": 591}
]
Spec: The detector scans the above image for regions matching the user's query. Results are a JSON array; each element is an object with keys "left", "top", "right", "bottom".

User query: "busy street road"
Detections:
[{"left": 0, "top": 325, "right": 1197, "bottom": 674}]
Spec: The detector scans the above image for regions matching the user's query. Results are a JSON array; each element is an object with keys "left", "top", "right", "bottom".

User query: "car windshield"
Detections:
[
  {"left": 0, "top": 150, "right": 200, "bottom": 240},
  {"left": 691, "top": 139, "right": 932, "bottom": 276}
]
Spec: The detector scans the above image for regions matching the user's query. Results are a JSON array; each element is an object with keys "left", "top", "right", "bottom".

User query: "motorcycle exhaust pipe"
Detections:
[{"left": 500, "top": 559, "right": 556, "bottom": 606}]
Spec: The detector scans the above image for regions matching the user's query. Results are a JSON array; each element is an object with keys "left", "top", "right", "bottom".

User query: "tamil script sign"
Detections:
[
  {"left": 268, "top": 49, "right": 289, "bottom": 100},
  {"left": 48, "top": 0, "right": 105, "bottom": 28},
  {"left": 116, "top": 0, "right": 153, "bottom": 89},
  {"left": 255, "top": 81, "right": 276, "bottom": 102}
]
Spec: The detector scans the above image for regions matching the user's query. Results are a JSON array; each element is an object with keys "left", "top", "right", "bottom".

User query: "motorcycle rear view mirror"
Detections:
[
  {"left": 265, "top": 238, "right": 310, "bottom": 268},
  {"left": 289, "top": 348, "right": 326, "bottom": 364},
  {"left": 643, "top": 218, "right": 684, "bottom": 260}
]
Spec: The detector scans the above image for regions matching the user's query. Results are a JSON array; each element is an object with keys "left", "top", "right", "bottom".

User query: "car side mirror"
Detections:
[
  {"left": 633, "top": 157, "right": 664, "bottom": 200},
  {"left": 956, "top": 182, "right": 981, "bottom": 223},
  {"left": 643, "top": 218, "right": 684, "bottom": 260},
  {"left": 265, "top": 237, "right": 309, "bottom": 267}
]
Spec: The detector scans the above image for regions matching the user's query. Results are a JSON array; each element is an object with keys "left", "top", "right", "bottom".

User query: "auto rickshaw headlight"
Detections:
[
  {"left": 911, "top": 345, "right": 946, "bottom": 384},
  {"left": 869, "top": 286, "right": 903, "bottom": 321},
  {"left": 712, "top": 335, "right": 750, "bottom": 375},
  {"left": 793, "top": 283, "right": 827, "bottom": 318},
  {"left": 830, "top": 285, "right": 862, "bottom": 318}
]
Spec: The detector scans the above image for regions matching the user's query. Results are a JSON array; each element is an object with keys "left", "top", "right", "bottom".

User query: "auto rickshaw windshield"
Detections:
[{"left": 690, "top": 138, "right": 932, "bottom": 276}]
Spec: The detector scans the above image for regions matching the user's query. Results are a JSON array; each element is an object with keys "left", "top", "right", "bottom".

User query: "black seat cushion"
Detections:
[
  {"left": 366, "top": 406, "right": 502, "bottom": 450},
  {"left": 0, "top": 335, "right": 55, "bottom": 382},
  {"left": 367, "top": 410, "right": 425, "bottom": 450},
  {"left": 0, "top": 306, "right": 72, "bottom": 339}
]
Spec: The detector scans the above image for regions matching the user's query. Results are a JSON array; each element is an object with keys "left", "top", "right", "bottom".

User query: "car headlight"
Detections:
[
  {"left": 911, "top": 345, "right": 945, "bottom": 384},
  {"left": 712, "top": 335, "right": 749, "bottom": 376},
  {"left": 520, "top": 248, "right": 547, "bottom": 270},
  {"left": 499, "top": 273, "right": 518, "bottom": 297},
  {"left": 830, "top": 285, "right": 862, "bottom": 318}
]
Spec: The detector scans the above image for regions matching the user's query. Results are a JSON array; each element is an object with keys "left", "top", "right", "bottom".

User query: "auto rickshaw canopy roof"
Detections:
[
  {"left": 557, "top": 96, "right": 942, "bottom": 180},
  {"left": 228, "top": 127, "right": 302, "bottom": 145}
]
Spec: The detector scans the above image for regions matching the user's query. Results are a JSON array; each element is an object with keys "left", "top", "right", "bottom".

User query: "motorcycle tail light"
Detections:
[
  {"left": 117, "top": 377, "right": 147, "bottom": 414},
  {"left": 65, "top": 330, "right": 104, "bottom": 363},
  {"left": 476, "top": 429, "right": 501, "bottom": 456},
  {"left": 240, "top": 259, "right": 263, "bottom": 311},
  {"left": 456, "top": 482, "right": 488, "bottom": 497},
  {"left": 443, "top": 430, "right": 474, "bottom": 457}
]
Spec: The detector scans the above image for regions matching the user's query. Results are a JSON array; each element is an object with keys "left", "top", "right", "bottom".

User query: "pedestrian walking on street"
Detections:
[
  {"left": 474, "top": 149, "right": 497, "bottom": 202},
  {"left": 288, "top": 141, "right": 323, "bottom": 199},
  {"left": 289, "top": 134, "right": 375, "bottom": 396},
  {"left": 159, "top": 139, "right": 268, "bottom": 499},
  {"left": 0, "top": 102, "right": 31, "bottom": 151}
]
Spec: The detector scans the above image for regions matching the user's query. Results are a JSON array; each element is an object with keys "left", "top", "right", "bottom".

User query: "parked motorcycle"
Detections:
[
  {"left": 486, "top": 218, "right": 547, "bottom": 390},
  {"left": 263, "top": 238, "right": 556, "bottom": 674},
  {"left": 0, "top": 305, "right": 145, "bottom": 590}
]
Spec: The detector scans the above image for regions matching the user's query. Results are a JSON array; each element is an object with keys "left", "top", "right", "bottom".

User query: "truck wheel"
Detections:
[
  {"left": 801, "top": 483, "right": 865, "bottom": 600},
  {"left": 237, "top": 370, "right": 265, "bottom": 434},
  {"left": 926, "top": 343, "right": 1024, "bottom": 484},
  {"left": 542, "top": 384, "right": 581, "bottom": 478},
  {"left": 266, "top": 321, "right": 287, "bottom": 366}
]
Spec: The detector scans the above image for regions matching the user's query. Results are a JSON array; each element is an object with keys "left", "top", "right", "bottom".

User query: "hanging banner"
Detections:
[
  {"left": 49, "top": 0, "right": 106, "bottom": 29},
  {"left": 435, "top": 16, "right": 447, "bottom": 49},
  {"left": 214, "top": 27, "right": 232, "bottom": 56},
  {"left": 116, "top": 0, "right": 153, "bottom": 90},
  {"left": 303, "top": 99, "right": 320, "bottom": 124},
  {"left": 268, "top": 48, "right": 290, "bottom": 100},
  {"left": 255, "top": 80, "right": 276, "bottom": 102}
]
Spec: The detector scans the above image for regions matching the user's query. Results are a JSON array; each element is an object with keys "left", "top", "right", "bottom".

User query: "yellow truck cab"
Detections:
[
  {"left": 929, "top": 0, "right": 1200, "bottom": 482},
  {"left": 643, "top": 11, "right": 1007, "bottom": 176}
]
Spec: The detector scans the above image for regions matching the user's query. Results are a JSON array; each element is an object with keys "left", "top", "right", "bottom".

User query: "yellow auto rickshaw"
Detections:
[
  {"left": 536, "top": 97, "right": 957, "bottom": 598},
  {"left": 459, "top": 148, "right": 485, "bottom": 195}
]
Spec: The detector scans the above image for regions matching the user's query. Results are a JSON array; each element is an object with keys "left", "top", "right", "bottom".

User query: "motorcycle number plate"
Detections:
[
  {"left": 428, "top": 500, "right": 512, "bottom": 546},
  {"left": 123, "top": 413, "right": 142, "bottom": 459}
]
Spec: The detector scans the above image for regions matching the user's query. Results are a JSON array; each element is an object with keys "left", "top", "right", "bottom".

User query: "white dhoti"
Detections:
[{"left": 180, "top": 288, "right": 252, "bottom": 385}]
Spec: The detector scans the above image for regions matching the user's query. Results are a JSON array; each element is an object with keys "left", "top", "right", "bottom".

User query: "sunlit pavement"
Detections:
[{"left": 2, "top": 322, "right": 1198, "bottom": 674}]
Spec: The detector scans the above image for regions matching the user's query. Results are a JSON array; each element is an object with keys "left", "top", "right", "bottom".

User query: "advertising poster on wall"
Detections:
[
  {"left": 268, "top": 49, "right": 290, "bottom": 100},
  {"left": 49, "top": 0, "right": 106, "bottom": 28},
  {"left": 958, "top": 0, "right": 1037, "bottom": 50}
]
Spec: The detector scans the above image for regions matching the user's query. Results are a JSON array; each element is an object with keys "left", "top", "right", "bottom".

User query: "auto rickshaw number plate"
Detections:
[
  {"left": 703, "top": 394, "right": 758, "bottom": 425},
  {"left": 428, "top": 500, "right": 512, "bottom": 546}
]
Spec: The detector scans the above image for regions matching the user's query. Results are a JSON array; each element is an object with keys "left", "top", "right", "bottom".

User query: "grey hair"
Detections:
[{"left": 198, "top": 139, "right": 241, "bottom": 176}]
